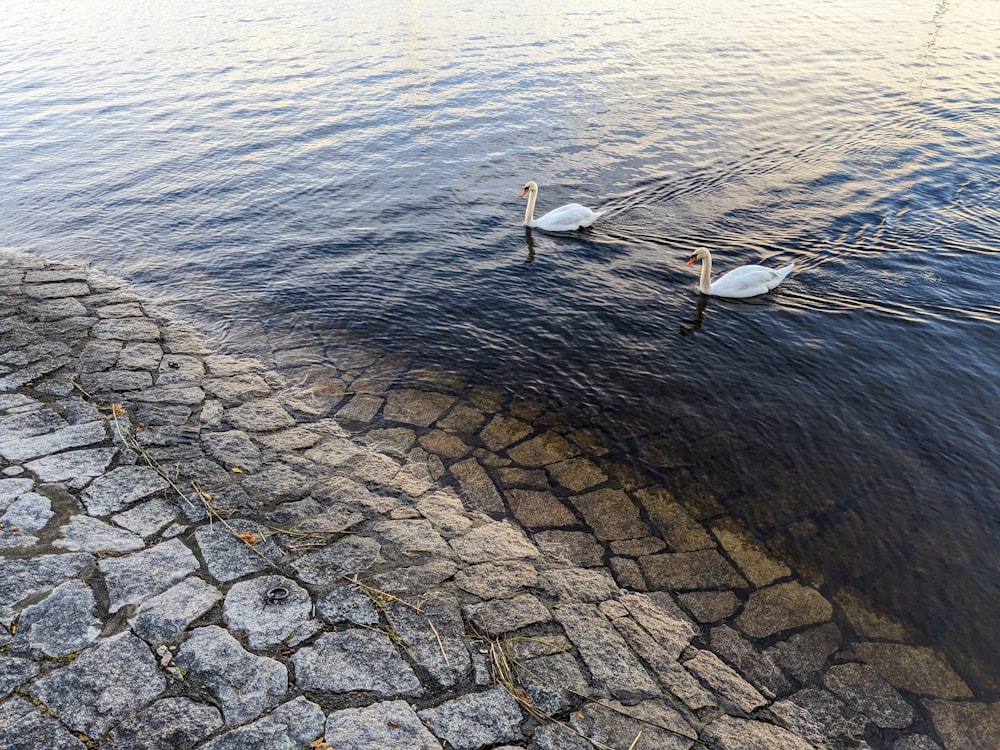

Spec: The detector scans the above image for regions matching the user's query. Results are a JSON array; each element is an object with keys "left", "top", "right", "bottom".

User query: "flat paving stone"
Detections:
[
  {"left": 710, "top": 624, "right": 792, "bottom": 699},
  {"left": 785, "top": 686, "right": 869, "bottom": 742},
  {"left": 199, "top": 696, "right": 325, "bottom": 750},
  {"left": 30, "top": 632, "right": 166, "bottom": 738},
  {"left": 479, "top": 415, "right": 533, "bottom": 452},
  {"left": 852, "top": 641, "right": 973, "bottom": 699},
  {"left": 81, "top": 464, "right": 170, "bottom": 516},
  {"left": 202, "top": 429, "right": 263, "bottom": 472},
  {"left": 764, "top": 622, "right": 842, "bottom": 685},
  {"left": 315, "top": 584, "right": 380, "bottom": 626},
  {"left": 91, "top": 317, "right": 160, "bottom": 341},
  {"left": 0, "top": 420, "right": 107, "bottom": 462},
  {"left": 635, "top": 485, "right": 715, "bottom": 552},
  {"left": 547, "top": 457, "right": 608, "bottom": 492},
  {"left": 385, "top": 591, "right": 471, "bottom": 688},
  {"left": 518, "top": 651, "right": 590, "bottom": 715},
  {"left": 383, "top": 389, "right": 455, "bottom": 427},
  {"left": 111, "top": 497, "right": 179, "bottom": 537},
  {"left": 1, "top": 492, "right": 53, "bottom": 532},
  {"left": 415, "top": 487, "right": 475, "bottom": 535},
  {"left": 449, "top": 520, "right": 539, "bottom": 563},
  {"left": 683, "top": 650, "right": 768, "bottom": 713},
  {"left": 175, "top": 626, "right": 287, "bottom": 726},
  {"left": 568, "top": 699, "right": 696, "bottom": 750},
  {"left": 701, "top": 714, "right": 815, "bottom": 750},
  {"left": 641, "top": 548, "right": 748, "bottom": 591},
  {"left": 418, "top": 687, "right": 524, "bottom": 750},
  {"left": 226, "top": 398, "right": 296, "bottom": 432},
  {"left": 130, "top": 576, "right": 224, "bottom": 644},
  {"left": 222, "top": 575, "right": 312, "bottom": 649},
  {"left": 923, "top": 698, "right": 1000, "bottom": 750},
  {"left": 98, "top": 538, "right": 200, "bottom": 613},
  {"left": 541, "top": 567, "right": 619, "bottom": 602},
  {"left": 0, "top": 696, "right": 88, "bottom": 750},
  {"left": 289, "top": 535, "right": 383, "bottom": 584},
  {"left": 105, "top": 697, "right": 223, "bottom": 750},
  {"left": 0, "top": 552, "right": 94, "bottom": 608},
  {"left": 0, "top": 478, "right": 34, "bottom": 510},
  {"left": 0, "top": 656, "right": 39, "bottom": 698},
  {"left": 453, "top": 559, "right": 537, "bottom": 599},
  {"left": 23, "top": 447, "right": 116, "bottom": 483},
  {"left": 375, "top": 558, "right": 459, "bottom": 593},
  {"left": 823, "top": 661, "right": 915, "bottom": 729},
  {"left": 507, "top": 430, "right": 579, "bottom": 467},
  {"left": 25, "top": 281, "right": 91, "bottom": 299},
  {"left": 116, "top": 342, "right": 163, "bottom": 370},
  {"left": 505, "top": 488, "right": 577, "bottom": 528},
  {"left": 11, "top": 579, "right": 100, "bottom": 658},
  {"left": 465, "top": 592, "right": 552, "bottom": 636},
  {"left": 81, "top": 369, "right": 154, "bottom": 393},
  {"left": 194, "top": 521, "right": 278, "bottom": 582},
  {"left": 53, "top": 515, "right": 144, "bottom": 553},
  {"left": 291, "top": 629, "right": 423, "bottom": 697},
  {"left": 448, "top": 457, "right": 505, "bottom": 515},
  {"left": 556, "top": 602, "right": 661, "bottom": 703},
  {"left": 326, "top": 699, "right": 443, "bottom": 750},
  {"left": 736, "top": 581, "right": 835, "bottom": 639}
]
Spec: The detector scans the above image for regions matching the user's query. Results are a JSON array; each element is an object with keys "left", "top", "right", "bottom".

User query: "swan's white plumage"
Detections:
[
  {"left": 687, "top": 247, "right": 794, "bottom": 298},
  {"left": 522, "top": 181, "right": 605, "bottom": 232}
]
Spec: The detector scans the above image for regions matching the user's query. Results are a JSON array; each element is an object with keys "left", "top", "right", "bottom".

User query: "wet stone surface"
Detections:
[{"left": 0, "top": 248, "right": 993, "bottom": 750}]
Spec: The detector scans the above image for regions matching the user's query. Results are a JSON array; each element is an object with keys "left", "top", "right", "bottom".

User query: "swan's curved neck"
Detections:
[
  {"left": 698, "top": 254, "right": 713, "bottom": 294},
  {"left": 523, "top": 189, "right": 537, "bottom": 226}
]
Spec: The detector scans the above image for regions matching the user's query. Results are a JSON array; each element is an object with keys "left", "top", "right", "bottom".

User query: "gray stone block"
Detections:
[
  {"left": 201, "top": 696, "right": 325, "bottom": 750},
  {"left": 326, "top": 700, "right": 442, "bottom": 750},
  {"left": 130, "top": 576, "right": 223, "bottom": 644},
  {"left": 105, "top": 697, "right": 223, "bottom": 750},
  {"left": 175, "top": 626, "right": 287, "bottom": 726},
  {"left": 418, "top": 687, "right": 524, "bottom": 750},
  {"left": 222, "top": 575, "right": 312, "bottom": 649},
  {"left": 12, "top": 580, "right": 100, "bottom": 658},
  {"left": 292, "top": 629, "right": 422, "bottom": 697},
  {"left": 30, "top": 632, "right": 166, "bottom": 737},
  {"left": 99, "top": 538, "right": 200, "bottom": 613}
]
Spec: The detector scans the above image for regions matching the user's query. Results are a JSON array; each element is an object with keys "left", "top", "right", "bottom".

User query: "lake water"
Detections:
[{"left": 2, "top": 0, "right": 999, "bottom": 689}]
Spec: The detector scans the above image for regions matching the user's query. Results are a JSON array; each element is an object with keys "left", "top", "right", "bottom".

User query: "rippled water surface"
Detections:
[{"left": 3, "top": 0, "right": 999, "bottom": 684}]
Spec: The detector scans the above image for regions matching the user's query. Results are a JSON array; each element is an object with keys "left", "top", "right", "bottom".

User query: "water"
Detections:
[{"left": 2, "top": 0, "right": 999, "bottom": 687}]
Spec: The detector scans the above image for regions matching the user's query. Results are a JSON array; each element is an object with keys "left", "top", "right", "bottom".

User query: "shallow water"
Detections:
[{"left": 2, "top": 0, "right": 999, "bottom": 684}]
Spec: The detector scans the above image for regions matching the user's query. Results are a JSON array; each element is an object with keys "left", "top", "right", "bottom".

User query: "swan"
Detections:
[
  {"left": 521, "top": 181, "right": 605, "bottom": 232},
  {"left": 686, "top": 247, "right": 794, "bottom": 298}
]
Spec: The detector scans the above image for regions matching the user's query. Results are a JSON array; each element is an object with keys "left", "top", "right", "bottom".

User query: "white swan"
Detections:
[
  {"left": 686, "top": 247, "right": 794, "bottom": 298},
  {"left": 521, "top": 181, "right": 605, "bottom": 232}
]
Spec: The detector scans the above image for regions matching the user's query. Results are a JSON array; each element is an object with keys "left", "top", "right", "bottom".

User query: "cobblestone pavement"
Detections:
[{"left": 0, "top": 247, "right": 996, "bottom": 750}]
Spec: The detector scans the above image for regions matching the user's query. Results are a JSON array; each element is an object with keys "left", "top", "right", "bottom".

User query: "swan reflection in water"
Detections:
[
  {"left": 523, "top": 227, "right": 536, "bottom": 263},
  {"left": 680, "top": 293, "right": 709, "bottom": 336}
]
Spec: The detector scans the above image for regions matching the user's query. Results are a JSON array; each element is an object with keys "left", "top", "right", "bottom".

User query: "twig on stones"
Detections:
[{"left": 627, "top": 732, "right": 642, "bottom": 750}]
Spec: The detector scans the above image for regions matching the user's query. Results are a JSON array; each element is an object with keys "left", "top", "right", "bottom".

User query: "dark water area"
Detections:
[{"left": 2, "top": 0, "right": 999, "bottom": 686}]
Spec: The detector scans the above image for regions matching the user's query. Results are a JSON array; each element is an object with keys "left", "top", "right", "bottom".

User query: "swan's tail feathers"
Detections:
[
  {"left": 582, "top": 210, "right": 607, "bottom": 227},
  {"left": 767, "top": 263, "right": 795, "bottom": 290}
]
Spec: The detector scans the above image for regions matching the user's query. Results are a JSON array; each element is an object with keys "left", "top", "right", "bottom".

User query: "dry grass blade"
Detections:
[
  {"left": 427, "top": 618, "right": 451, "bottom": 669},
  {"left": 343, "top": 575, "right": 423, "bottom": 613}
]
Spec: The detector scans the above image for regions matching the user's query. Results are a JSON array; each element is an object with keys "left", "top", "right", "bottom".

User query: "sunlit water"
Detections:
[{"left": 2, "top": 0, "right": 999, "bottom": 688}]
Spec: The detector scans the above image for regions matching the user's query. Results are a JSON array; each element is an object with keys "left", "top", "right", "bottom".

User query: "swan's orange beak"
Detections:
[
  {"left": 521, "top": 187, "right": 529, "bottom": 196},
  {"left": 686, "top": 256, "right": 697, "bottom": 265}
]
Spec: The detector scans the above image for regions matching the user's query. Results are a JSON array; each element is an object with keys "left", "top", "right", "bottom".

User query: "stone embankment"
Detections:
[{"left": 0, "top": 247, "right": 996, "bottom": 750}]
